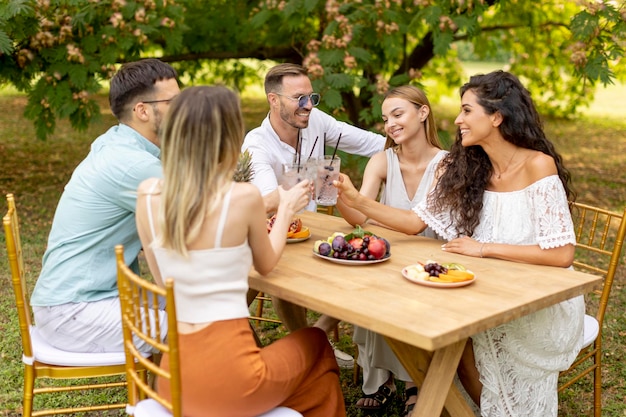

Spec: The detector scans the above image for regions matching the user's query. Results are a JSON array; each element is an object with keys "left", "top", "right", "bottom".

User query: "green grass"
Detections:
[{"left": 1, "top": 87, "right": 625, "bottom": 417}]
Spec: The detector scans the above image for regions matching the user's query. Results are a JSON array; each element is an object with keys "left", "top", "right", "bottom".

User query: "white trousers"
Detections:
[{"left": 33, "top": 296, "right": 166, "bottom": 353}]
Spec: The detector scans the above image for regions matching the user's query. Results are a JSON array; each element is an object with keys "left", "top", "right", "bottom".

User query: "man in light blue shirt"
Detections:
[{"left": 30, "top": 59, "right": 180, "bottom": 353}]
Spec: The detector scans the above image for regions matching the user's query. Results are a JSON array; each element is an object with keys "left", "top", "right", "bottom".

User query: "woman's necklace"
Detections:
[{"left": 494, "top": 148, "right": 518, "bottom": 180}]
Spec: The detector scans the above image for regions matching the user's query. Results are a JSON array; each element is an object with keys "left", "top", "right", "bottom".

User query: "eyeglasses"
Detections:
[
  {"left": 275, "top": 93, "right": 321, "bottom": 108},
  {"left": 142, "top": 98, "right": 175, "bottom": 105}
]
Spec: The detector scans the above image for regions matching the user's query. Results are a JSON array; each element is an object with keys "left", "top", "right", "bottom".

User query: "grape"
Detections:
[
  {"left": 424, "top": 262, "right": 448, "bottom": 277},
  {"left": 333, "top": 251, "right": 340, "bottom": 258}
]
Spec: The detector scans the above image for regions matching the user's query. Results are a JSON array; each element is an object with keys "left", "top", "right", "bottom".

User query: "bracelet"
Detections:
[{"left": 480, "top": 243, "right": 485, "bottom": 258}]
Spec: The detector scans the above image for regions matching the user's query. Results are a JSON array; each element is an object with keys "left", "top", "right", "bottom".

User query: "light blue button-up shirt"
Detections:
[{"left": 30, "top": 124, "right": 162, "bottom": 306}]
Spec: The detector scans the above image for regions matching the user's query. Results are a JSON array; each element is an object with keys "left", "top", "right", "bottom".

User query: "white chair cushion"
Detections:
[
  {"left": 131, "top": 399, "right": 303, "bottom": 417},
  {"left": 258, "top": 406, "right": 303, "bottom": 417},
  {"left": 132, "top": 399, "right": 172, "bottom": 417},
  {"left": 582, "top": 314, "right": 599, "bottom": 349},
  {"left": 29, "top": 325, "right": 147, "bottom": 366}
]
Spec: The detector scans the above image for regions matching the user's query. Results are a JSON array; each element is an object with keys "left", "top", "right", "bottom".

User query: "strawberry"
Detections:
[{"left": 348, "top": 237, "right": 363, "bottom": 250}]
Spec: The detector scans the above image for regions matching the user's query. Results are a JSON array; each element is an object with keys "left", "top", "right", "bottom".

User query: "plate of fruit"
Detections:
[
  {"left": 402, "top": 261, "right": 475, "bottom": 288},
  {"left": 266, "top": 215, "right": 311, "bottom": 243},
  {"left": 312, "top": 225, "right": 391, "bottom": 265}
]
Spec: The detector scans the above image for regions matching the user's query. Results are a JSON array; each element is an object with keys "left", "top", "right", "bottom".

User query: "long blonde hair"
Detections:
[
  {"left": 383, "top": 85, "right": 441, "bottom": 151},
  {"left": 159, "top": 86, "right": 244, "bottom": 256}
]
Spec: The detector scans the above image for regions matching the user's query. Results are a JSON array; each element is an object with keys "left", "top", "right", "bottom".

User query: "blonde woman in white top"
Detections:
[
  {"left": 135, "top": 86, "right": 346, "bottom": 417},
  {"left": 336, "top": 85, "right": 446, "bottom": 416}
]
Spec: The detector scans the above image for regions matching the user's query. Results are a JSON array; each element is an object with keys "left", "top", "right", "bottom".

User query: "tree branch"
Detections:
[
  {"left": 453, "top": 21, "right": 570, "bottom": 42},
  {"left": 393, "top": 32, "right": 435, "bottom": 76},
  {"left": 147, "top": 46, "right": 303, "bottom": 64}
]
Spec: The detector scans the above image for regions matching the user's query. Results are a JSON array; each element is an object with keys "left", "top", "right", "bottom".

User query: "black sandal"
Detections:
[
  {"left": 403, "top": 386, "right": 418, "bottom": 417},
  {"left": 355, "top": 384, "right": 395, "bottom": 411}
]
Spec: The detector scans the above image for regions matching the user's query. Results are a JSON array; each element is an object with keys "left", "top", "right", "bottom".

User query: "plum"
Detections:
[
  {"left": 331, "top": 235, "right": 346, "bottom": 252},
  {"left": 318, "top": 242, "right": 332, "bottom": 256}
]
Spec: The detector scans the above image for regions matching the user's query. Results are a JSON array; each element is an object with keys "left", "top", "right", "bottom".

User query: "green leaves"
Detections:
[
  {"left": 0, "top": 0, "right": 188, "bottom": 139},
  {"left": 571, "top": 11, "right": 599, "bottom": 41},
  {"left": 0, "top": 30, "right": 12, "bottom": 55},
  {"left": 344, "top": 225, "right": 372, "bottom": 241},
  {"left": 1, "top": 0, "right": 625, "bottom": 140}
]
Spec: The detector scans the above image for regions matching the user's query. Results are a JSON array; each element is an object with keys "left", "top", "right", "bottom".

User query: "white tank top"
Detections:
[{"left": 146, "top": 180, "right": 252, "bottom": 323}]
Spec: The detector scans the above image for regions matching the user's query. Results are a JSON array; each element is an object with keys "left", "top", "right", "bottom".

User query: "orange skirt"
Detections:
[{"left": 158, "top": 318, "right": 345, "bottom": 417}]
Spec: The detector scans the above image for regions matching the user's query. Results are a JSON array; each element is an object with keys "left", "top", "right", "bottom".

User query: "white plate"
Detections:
[
  {"left": 402, "top": 265, "right": 476, "bottom": 288},
  {"left": 287, "top": 234, "right": 311, "bottom": 243},
  {"left": 286, "top": 227, "right": 311, "bottom": 243},
  {"left": 313, "top": 251, "right": 391, "bottom": 265}
]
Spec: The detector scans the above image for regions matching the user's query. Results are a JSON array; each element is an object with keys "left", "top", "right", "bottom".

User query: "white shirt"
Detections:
[{"left": 242, "top": 108, "right": 385, "bottom": 210}]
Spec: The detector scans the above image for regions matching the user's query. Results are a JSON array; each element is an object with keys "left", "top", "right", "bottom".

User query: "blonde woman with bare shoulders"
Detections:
[
  {"left": 336, "top": 85, "right": 446, "bottom": 416},
  {"left": 135, "top": 86, "right": 345, "bottom": 417}
]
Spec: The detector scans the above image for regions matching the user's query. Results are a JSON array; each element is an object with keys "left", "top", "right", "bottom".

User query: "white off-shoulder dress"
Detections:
[{"left": 415, "top": 175, "right": 584, "bottom": 417}]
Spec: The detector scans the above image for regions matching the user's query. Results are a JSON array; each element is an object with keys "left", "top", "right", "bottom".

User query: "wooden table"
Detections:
[{"left": 249, "top": 211, "right": 602, "bottom": 417}]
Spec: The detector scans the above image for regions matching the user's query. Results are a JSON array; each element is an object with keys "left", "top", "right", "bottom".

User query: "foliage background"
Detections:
[{"left": 0, "top": 0, "right": 625, "bottom": 139}]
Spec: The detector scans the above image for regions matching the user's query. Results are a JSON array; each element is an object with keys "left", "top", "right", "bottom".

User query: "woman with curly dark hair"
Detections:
[{"left": 335, "top": 71, "right": 583, "bottom": 416}]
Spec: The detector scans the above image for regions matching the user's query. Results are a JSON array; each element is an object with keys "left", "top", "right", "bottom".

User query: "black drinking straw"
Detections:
[
  {"left": 307, "top": 136, "right": 319, "bottom": 161},
  {"left": 323, "top": 133, "right": 342, "bottom": 180},
  {"left": 298, "top": 130, "right": 303, "bottom": 165},
  {"left": 294, "top": 129, "right": 302, "bottom": 171},
  {"left": 330, "top": 133, "right": 342, "bottom": 163}
]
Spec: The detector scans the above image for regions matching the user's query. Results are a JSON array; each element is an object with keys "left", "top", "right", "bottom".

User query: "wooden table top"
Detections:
[{"left": 249, "top": 211, "right": 602, "bottom": 351}]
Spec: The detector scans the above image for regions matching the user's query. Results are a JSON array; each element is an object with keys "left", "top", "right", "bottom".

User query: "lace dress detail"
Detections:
[{"left": 415, "top": 175, "right": 584, "bottom": 417}]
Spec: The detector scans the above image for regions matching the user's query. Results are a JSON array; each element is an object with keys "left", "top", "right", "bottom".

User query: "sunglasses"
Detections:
[{"left": 275, "top": 93, "right": 321, "bottom": 108}]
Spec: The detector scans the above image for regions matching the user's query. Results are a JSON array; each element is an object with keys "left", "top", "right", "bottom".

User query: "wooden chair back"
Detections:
[
  {"left": 4, "top": 193, "right": 131, "bottom": 417},
  {"left": 559, "top": 202, "right": 626, "bottom": 417},
  {"left": 116, "top": 245, "right": 182, "bottom": 417},
  {"left": 3, "top": 193, "right": 33, "bottom": 357}
]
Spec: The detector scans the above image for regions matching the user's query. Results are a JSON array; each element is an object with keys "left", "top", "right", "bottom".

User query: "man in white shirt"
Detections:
[
  {"left": 243, "top": 63, "right": 385, "bottom": 368},
  {"left": 243, "top": 63, "right": 385, "bottom": 213}
]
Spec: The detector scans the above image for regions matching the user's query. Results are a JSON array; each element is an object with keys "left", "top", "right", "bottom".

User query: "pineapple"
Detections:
[{"left": 233, "top": 149, "right": 254, "bottom": 182}]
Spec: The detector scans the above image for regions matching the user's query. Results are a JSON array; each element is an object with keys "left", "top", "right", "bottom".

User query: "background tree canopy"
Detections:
[{"left": 0, "top": 0, "right": 624, "bottom": 140}]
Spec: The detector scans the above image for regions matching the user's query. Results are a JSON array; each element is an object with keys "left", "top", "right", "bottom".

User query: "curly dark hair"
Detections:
[{"left": 429, "top": 70, "right": 575, "bottom": 237}]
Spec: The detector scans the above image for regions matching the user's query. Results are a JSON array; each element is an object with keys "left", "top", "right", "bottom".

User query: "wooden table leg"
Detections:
[{"left": 385, "top": 337, "right": 475, "bottom": 417}]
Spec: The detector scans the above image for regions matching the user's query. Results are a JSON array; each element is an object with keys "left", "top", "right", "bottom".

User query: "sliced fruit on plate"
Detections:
[
  {"left": 441, "top": 262, "right": 467, "bottom": 272},
  {"left": 429, "top": 270, "right": 474, "bottom": 282},
  {"left": 287, "top": 226, "right": 310, "bottom": 239},
  {"left": 267, "top": 215, "right": 305, "bottom": 238},
  {"left": 404, "top": 265, "right": 430, "bottom": 281}
]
